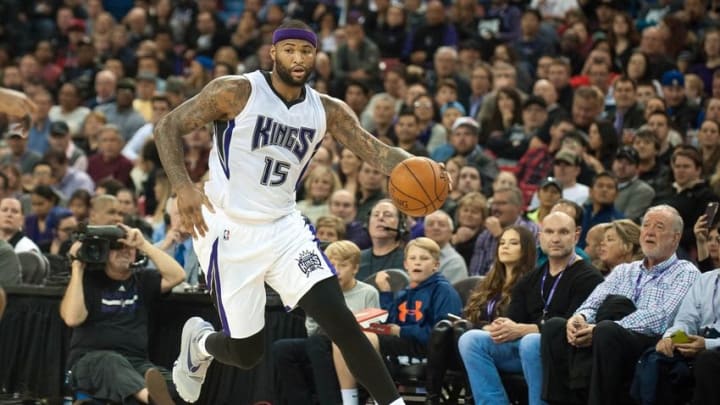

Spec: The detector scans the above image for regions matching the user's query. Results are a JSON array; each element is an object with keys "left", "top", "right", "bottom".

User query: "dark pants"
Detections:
[
  {"left": 272, "top": 334, "right": 340, "bottom": 405},
  {"left": 630, "top": 349, "right": 692, "bottom": 405},
  {"left": 426, "top": 320, "right": 470, "bottom": 398},
  {"left": 693, "top": 349, "right": 720, "bottom": 405},
  {"left": 71, "top": 350, "right": 175, "bottom": 404},
  {"left": 542, "top": 318, "right": 658, "bottom": 405}
]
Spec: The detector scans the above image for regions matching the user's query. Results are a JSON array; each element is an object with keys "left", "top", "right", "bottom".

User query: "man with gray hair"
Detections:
[
  {"left": 469, "top": 186, "right": 538, "bottom": 275},
  {"left": 428, "top": 46, "right": 471, "bottom": 107},
  {"left": 424, "top": 210, "right": 468, "bottom": 283},
  {"left": 541, "top": 204, "right": 700, "bottom": 405}
]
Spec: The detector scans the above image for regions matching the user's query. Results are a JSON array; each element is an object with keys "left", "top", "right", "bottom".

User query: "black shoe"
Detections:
[{"left": 145, "top": 368, "right": 175, "bottom": 405}]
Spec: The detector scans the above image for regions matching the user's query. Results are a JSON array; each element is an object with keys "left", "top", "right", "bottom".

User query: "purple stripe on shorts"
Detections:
[
  {"left": 308, "top": 222, "right": 337, "bottom": 276},
  {"left": 209, "top": 238, "right": 231, "bottom": 335},
  {"left": 319, "top": 248, "right": 337, "bottom": 276},
  {"left": 205, "top": 247, "right": 214, "bottom": 291}
]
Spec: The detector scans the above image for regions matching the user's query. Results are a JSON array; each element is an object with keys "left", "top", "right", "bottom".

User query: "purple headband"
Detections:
[{"left": 272, "top": 28, "right": 318, "bottom": 48}]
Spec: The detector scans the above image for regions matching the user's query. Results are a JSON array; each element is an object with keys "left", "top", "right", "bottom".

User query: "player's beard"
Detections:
[{"left": 275, "top": 61, "right": 312, "bottom": 87}]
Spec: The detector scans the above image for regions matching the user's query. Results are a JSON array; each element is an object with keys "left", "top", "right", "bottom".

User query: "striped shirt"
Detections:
[{"left": 575, "top": 254, "right": 699, "bottom": 335}]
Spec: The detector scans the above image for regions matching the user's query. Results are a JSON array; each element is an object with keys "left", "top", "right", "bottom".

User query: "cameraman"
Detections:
[{"left": 60, "top": 224, "right": 185, "bottom": 404}]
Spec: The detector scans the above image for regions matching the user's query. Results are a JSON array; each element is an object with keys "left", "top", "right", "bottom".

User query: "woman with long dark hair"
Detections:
[
  {"left": 463, "top": 226, "right": 537, "bottom": 326},
  {"left": 481, "top": 87, "right": 523, "bottom": 145},
  {"left": 586, "top": 120, "right": 619, "bottom": 172},
  {"left": 425, "top": 225, "right": 537, "bottom": 403},
  {"left": 608, "top": 11, "right": 640, "bottom": 70}
]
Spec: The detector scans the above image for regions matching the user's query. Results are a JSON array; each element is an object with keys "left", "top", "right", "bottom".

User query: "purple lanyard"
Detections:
[
  {"left": 632, "top": 259, "right": 677, "bottom": 303},
  {"left": 486, "top": 296, "right": 499, "bottom": 320},
  {"left": 713, "top": 275, "right": 719, "bottom": 324},
  {"left": 540, "top": 255, "right": 576, "bottom": 318}
]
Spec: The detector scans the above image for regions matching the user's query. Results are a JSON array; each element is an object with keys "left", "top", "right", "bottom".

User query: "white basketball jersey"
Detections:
[{"left": 204, "top": 71, "right": 327, "bottom": 222}]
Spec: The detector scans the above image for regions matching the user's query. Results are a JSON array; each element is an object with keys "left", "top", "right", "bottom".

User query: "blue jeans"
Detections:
[{"left": 458, "top": 330, "right": 547, "bottom": 405}]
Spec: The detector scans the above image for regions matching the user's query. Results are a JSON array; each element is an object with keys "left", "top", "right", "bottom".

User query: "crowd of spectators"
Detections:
[{"left": 1, "top": 0, "right": 720, "bottom": 404}]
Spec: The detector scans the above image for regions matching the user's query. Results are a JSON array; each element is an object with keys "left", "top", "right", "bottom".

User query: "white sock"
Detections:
[
  {"left": 388, "top": 398, "right": 405, "bottom": 405},
  {"left": 197, "top": 330, "right": 212, "bottom": 358},
  {"left": 341, "top": 389, "right": 359, "bottom": 405}
]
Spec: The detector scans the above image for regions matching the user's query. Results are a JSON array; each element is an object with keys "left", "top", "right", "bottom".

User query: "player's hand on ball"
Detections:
[{"left": 176, "top": 182, "right": 215, "bottom": 239}]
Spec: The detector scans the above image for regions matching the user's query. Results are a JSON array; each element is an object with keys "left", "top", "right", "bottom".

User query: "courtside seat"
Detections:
[
  {"left": 18, "top": 251, "right": 49, "bottom": 285},
  {"left": 363, "top": 269, "right": 410, "bottom": 292}
]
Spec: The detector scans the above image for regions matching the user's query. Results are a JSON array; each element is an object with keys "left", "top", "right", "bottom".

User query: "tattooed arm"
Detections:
[
  {"left": 321, "top": 95, "right": 413, "bottom": 175},
  {"left": 153, "top": 76, "right": 250, "bottom": 238},
  {"left": 153, "top": 76, "right": 250, "bottom": 190}
]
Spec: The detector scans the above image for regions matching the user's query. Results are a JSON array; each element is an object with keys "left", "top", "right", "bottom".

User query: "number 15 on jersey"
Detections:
[{"left": 260, "top": 156, "right": 290, "bottom": 186}]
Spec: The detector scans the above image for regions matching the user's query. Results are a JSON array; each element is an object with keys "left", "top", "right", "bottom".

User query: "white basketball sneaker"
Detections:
[{"left": 173, "top": 317, "right": 214, "bottom": 402}]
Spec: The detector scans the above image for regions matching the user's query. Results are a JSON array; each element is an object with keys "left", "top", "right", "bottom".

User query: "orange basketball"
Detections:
[{"left": 388, "top": 157, "right": 449, "bottom": 217}]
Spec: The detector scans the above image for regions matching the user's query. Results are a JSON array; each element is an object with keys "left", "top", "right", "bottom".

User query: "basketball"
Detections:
[{"left": 388, "top": 157, "right": 450, "bottom": 217}]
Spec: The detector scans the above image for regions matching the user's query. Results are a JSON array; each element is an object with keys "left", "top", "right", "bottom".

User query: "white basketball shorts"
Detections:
[{"left": 193, "top": 207, "right": 336, "bottom": 338}]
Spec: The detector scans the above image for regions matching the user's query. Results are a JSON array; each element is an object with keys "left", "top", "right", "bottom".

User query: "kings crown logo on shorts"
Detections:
[{"left": 297, "top": 250, "right": 322, "bottom": 277}]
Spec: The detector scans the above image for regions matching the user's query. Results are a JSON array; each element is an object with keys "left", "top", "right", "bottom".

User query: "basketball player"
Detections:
[{"left": 154, "top": 20, "right": 413, "bottom": 404}]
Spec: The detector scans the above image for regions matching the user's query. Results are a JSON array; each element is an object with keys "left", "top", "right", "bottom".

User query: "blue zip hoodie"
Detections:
[{"left": 380, "top": 272, "right": 463, "bottom": 346}]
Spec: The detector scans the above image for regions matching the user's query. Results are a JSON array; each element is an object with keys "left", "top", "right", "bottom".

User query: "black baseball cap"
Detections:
[
  {"left": 523, "top": 95, "right": 547, "bottom": 110},
  {"left": 539, "top": 177, "right": 562, "bottom": 193},
  {"left": 50, "top": 121, "right": 70, "bottom": 136},
  {"left": 615, "top": 146, "right": 639, "bottom": 165}
]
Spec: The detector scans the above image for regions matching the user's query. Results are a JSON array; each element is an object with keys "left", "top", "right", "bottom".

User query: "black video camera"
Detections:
[{"left": 72, "top": 225, "right": 127, "bottom": 264}]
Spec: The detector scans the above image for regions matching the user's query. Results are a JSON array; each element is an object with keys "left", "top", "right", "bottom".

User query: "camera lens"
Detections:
[{"left": 86, "top": 244, "right": 101, "bottom": 261}]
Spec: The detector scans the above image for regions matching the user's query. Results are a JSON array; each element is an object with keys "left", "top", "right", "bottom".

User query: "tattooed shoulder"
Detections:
[
  {"left": 163, "top": 76, "right": 251, "bottom": 135},
  {"left": 211, "top": 75, "right": 251, "bottom": 119}
]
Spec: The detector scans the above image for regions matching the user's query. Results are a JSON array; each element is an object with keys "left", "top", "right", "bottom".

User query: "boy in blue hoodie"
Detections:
[{"left": 332, "top": 237, "right": 463, "bottom": 405}]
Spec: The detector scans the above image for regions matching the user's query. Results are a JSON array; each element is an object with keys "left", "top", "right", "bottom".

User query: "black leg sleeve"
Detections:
[
  {"left": 205, "top": 328, "right": 265, "bottom": 369},
  {"left": 298, "top": 277, "right": 400, "bottom": 405}
]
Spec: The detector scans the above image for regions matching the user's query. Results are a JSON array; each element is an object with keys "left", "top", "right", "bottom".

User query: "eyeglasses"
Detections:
[{"left": 413, "top": 101, "right": 433, "bottom": 108}]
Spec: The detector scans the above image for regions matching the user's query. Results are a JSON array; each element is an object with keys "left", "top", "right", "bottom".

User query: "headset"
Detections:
[{"left": 363, "top": 200, "right": 408, "bottom": 241}]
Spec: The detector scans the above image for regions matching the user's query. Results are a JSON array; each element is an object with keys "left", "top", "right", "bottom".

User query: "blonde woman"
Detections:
[
  {"left": 296, "top": 165, "right": 342, "bottom": 225},
  {"left": 597, "top": 219, "right": 642, "bottom": 275}
]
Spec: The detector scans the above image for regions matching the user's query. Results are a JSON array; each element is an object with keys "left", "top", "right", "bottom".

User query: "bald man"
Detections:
[{"left": 89, "top": 195, "right": 124, "bottom": 226}]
